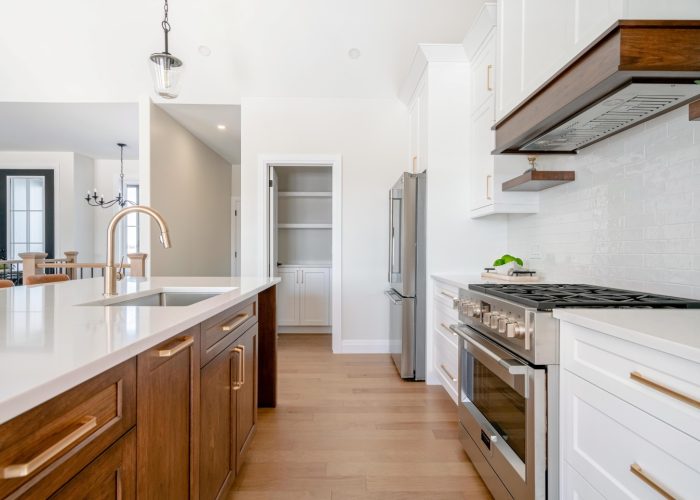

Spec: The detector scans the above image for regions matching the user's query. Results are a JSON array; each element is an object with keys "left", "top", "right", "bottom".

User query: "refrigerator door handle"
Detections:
[
  {"left": 384, "top": 289, "right": 402, "bottom": 305},
  {"left": 388, "top": 191, "right": 394, "bottom": 282}
]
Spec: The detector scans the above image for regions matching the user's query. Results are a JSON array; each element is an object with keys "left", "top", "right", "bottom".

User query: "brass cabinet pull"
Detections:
[
  {"left": 630, "top": 371, "right": 700, "bottom": 410},
  {"left": 440, "top": 364, "right": 457, "bottom": 383},
  {"left": 221, "top": 312, "right": 250, "bottom": 333},
  {"left": 239, "top": 345, "right": 246, "bottom": 386},
  {"left": 486, "top": 64, "right": 494, "bottom": 91},
  {"left": 231, "top": 346, "right": 244, "bottom": 391},
  {"left": 440, "top": 322, "right": 457, "bottom": 337},
  {"left": 0, "top": 416, "right": 97, "bottom": 479},
  {"left": 486, "top": 175, "right": 492, "bottom": 200},
  {"left": 630, "top": 463, "right": 676, "bottom": 500},
  {"left": 158, "top": 336, "right": 194, "bottom": 358}
]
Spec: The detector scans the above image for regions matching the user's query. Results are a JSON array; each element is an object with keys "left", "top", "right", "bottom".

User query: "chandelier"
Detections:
[
  {"left": 85, "top": 143, "right": 136, "bottom": 208},
  {"left": 149, "top": 0, "right": 184, "bottom": 99}
]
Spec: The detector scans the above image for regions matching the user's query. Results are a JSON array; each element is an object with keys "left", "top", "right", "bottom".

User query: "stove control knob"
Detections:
[
  {"left": 472, "top": 305, "right": 482, "bottom": 318},
  {"left": 489, "top": 313, "right": 500, "bottom": 329},
  {"left": 498, "top": 317, "right": 509, "bottom": 334},
  {"left": 507, "top": 322, "right": 526, "bottom": 339},
  {"left": 482, "top": 312, "right": 492, "bottom": 325}
]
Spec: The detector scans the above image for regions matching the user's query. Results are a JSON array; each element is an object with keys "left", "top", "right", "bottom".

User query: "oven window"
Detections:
[{"left": 470, "top": 357, "right": 527, "bottom": 462}]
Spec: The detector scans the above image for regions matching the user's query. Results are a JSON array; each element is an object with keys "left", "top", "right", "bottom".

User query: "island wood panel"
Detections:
[
  {"left": 0, "top": 360, "right": 136, "bottom": 499},
  {"left": 49, "top": 429, "right": 136, "bottom": 500},
  {"left": 137, "top": 326, "right": 200, "bottom": 500},
  {"left": 257, "top": 285, "right": 278, "bottom": 408}
]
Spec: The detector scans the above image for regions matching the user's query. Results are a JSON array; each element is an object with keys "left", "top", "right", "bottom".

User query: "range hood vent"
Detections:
[{"left": 494, "top": 21, "right": 700, "bottom": 154}]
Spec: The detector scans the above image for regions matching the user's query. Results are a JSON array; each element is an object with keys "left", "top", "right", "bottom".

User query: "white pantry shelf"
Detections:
[
  {"left": 278, "top": 191, "right": 332, "bottom": 198},
  {"left": 278, "top": 223, "right": 332, "bottom": 229}
]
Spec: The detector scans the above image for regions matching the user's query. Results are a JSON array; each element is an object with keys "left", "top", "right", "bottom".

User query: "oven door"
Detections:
[{"left": 450, "top": 324, "right": 547, "bottom": 500}]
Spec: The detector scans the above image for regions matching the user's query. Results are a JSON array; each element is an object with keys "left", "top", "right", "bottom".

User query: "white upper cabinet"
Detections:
[{"left": 495, "top": 0, "right": 700, "bottom": 121}]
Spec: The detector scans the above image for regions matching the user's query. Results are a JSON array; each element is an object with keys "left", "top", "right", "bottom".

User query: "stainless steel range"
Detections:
[{"left": 449, "top": 284, "right": 700, "bottom": 500}]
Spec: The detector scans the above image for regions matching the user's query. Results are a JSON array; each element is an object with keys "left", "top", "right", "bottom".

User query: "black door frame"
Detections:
[{"left": 0, "top": 169, "right": 55, "bottom": 260}]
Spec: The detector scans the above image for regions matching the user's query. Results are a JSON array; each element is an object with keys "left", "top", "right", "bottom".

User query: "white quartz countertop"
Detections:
[
  {"left": 431, "top": 273, "right": 488, "bottom": 289},
  {"left": 0, "top": 275, "right": 280, "bottom": 424},
  {"left": 554, "top": 309, "right": 700, "bottom": 363}
]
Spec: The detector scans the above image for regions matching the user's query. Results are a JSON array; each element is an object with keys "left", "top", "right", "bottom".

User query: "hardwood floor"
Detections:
[{"left": 230, "top": 334, "right": 491, "bottom": 499}]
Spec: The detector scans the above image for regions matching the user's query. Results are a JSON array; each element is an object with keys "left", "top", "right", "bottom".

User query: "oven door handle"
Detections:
[{"left": 449, "top": 324, "right": 527, "bottom": 376}]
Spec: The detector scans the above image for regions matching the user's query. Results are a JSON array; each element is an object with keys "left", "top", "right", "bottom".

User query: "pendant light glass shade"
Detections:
[{"left": 149, "top": 52, "right": 183, "bottom": 99}]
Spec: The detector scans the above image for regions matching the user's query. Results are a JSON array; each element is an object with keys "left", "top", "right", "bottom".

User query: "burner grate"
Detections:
[{"left": 468, "top": 283, "right": 700, "bottom": 310}]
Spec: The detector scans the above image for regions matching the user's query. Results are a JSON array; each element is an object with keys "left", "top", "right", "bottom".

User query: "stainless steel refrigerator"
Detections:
[{"left": 385, "top": 171, "right": 426, "bottom": 380}]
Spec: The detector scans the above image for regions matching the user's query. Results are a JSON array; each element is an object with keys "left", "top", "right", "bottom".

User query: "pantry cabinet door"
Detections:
[
  {"left": 299, "top": 268, "right": 330, "bottom": 326},
  {"left": 276, "top": 268, "right": 300, "bottom": 326}
]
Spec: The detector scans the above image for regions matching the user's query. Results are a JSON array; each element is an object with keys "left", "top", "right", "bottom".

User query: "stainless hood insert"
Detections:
[{"left": 521, "top": 83, "right": 700, "bottom": 152}]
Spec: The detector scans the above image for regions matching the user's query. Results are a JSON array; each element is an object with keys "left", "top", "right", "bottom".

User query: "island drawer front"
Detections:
[
  {"left": 201, "top": 297, "right": 258, "bottom": 367},
  {"left": 561, "top": 322, "right": 700, "bottom": 440},
  {"left": 0, "top": 359, "right": 136, "bottom": 498},
  {"left": 562, "top": 371, "right": 700, "bottom": 499}
]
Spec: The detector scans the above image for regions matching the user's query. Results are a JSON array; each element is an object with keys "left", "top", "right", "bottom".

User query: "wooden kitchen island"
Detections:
[{"left": 0, "top": 276, "right": 279, "bottom": 499}]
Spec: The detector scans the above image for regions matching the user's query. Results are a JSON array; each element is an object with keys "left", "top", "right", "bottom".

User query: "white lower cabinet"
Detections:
[
  {"left": 277, "top": 266, "right": 330, "bottom": 327},
  {"left": 432, "top": 280, "right": 460, "bottom": 403},
  {"left": 560, "top": 323, "right": 700, "bottom": 499}
]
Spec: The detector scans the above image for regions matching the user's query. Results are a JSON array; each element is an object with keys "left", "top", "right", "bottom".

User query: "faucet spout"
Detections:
[{"left": 104, "top": 205, "right": 171, "bottom": 297}]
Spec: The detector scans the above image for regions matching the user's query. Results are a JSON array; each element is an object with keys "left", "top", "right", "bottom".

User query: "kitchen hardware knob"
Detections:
[
  {"left": 498, "top": 317, "right": 509, "bottom": 334},
  {"left": 472, "top": 306, "right": 482, "bottom": 317},
  {"left": 482, "top": 312, "right": 492, "bottom": 325},
  {"left": 506, "top": 322, "right": 526, "bottom": 339},
  {"left": 489, "top": 313, "right": 500, "bottom": 329}
]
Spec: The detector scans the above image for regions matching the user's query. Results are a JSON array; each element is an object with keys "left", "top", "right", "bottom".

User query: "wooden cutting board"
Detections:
[{"left": 481, "top": 272, "right": 540, "bottom": 283}]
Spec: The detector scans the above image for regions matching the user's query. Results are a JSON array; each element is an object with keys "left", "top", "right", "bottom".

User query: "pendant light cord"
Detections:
[
  {"left": 162, "top": 0, "right": 171, "bottom": 54},
  {"left": 119, "top": 144, "right": 125, "bottom": 200}
]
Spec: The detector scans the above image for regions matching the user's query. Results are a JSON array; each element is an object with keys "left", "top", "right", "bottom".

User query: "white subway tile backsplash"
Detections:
[{"left": 507, "top": 105, "right": 700, "bottom": 298}]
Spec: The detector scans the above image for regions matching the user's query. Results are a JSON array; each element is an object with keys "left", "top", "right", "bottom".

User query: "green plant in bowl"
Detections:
[{"left": 493, "top": 254, "right": 524, "bottom": 267}]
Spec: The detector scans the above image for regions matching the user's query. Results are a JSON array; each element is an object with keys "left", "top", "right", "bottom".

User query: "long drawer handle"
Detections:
[
  {"left": 439, "top": 291, "right": 459, "bottom": 309},
  {"left": 630, "top": 371, "right": 700, "bottom": 410},
  {"left": 158, "top": 336, "right": 194, "bottom": 358},
  {"left": 630, "top": 463, "right": 676, "bottom": 500},
  {"left": 231, "top": 346, "right": 243, "bottom": 391},
  {"left": 221, "top": 312, "right": 250, "bottom": 332},
  {"left": 440, "top": 322, "right": 457, "bottom": 337},
  {"left": 440, "top": 364, "right": 457, "bottom": 383},
  {"left": 0, "top": 416, "right": 97, "bottom": 479},
  {"left": 240, "top": 345, "right": 246, "bottom": 386}
]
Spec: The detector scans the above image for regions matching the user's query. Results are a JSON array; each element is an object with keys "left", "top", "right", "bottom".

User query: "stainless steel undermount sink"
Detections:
[{"left": 81, "top": 287, "right": 236, "bottom": 307}]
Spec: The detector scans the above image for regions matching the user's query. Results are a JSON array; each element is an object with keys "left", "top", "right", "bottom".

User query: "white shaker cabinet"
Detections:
[{"left": 277, "top": 266, "right": 330, "bottom": 327}]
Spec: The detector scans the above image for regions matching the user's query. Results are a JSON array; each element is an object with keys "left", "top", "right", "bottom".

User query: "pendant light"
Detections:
[
  {"left": 85, "top": 144, "right": 136, "bottom": 208},
  {"left": 149, "top": 0, "right": 183, "bottom": 99}
]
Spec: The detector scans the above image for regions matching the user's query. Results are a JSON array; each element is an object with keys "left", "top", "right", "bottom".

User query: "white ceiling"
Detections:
[
  {"left": 0, "top": 0, "right": 484, "bottom": 103},
  {"left": 0, "top": 102, "right": 139, "bottom": 159},
  {"left": 159, "top": 104, "right": 241, "bottom": 164}
]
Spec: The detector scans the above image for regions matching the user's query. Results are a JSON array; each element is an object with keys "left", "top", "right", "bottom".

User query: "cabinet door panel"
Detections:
[
  {"left": 235, "top": 325, "right": 258, "bottom": 471},
  {"left": 471, "top": 32, "right": 495, "bottom": 115},
  {"left": 200, "top": 346, "right": 237, "bottom": 499},
  {"left": 276, "top": 268, "right": 300, "bottom": 326},
  {"left": 299, "top": 268, "right": 330, "bottom": 326},
  {"left": 496, "top": 0, "right": 524, "bottom": 119},
  {"left": 50, "top": 430, "right": 136, "bottom": 500},
  {"left": 137, "top": 330, "right": 198, "bottom": 500},
  {"left": 470, "top": 99, "right": 496, "bottom": 211}
]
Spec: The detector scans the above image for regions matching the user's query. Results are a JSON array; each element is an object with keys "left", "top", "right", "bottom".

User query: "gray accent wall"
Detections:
[{"left": 149, "top": 104, "right": 232, "bottom": 276}]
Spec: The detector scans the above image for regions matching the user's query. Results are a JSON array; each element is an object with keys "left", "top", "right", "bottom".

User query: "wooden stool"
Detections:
[{"left": 25, "top": 274, "right": 70, "bottom": 286}]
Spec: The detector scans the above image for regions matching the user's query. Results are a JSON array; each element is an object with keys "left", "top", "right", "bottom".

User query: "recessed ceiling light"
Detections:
[
  {"left": 198, "top": 45, "right": 212, "bottom": 56},
  {"left": 217, "top": 124, "right": 226, "bottom": 130},
  {"left": 348, "top": 48, "right": 361, "bottom": 60}
]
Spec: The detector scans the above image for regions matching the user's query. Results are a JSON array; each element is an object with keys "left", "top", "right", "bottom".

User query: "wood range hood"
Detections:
[{"left": 493, "top": 20, "right": 700, "bottom": 154}]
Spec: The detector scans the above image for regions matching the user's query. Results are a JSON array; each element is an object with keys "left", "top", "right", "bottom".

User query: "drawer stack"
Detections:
[
  {"left": 561, "top": 323, "right": 700, "bottom": 499},
  {"left": 432, "top": 279, "right": 460, "bottom": 402}
]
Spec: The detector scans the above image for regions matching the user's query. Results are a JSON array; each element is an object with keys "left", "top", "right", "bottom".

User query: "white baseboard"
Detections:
[
  {"left": 341, "top": 339, "right": 391, "bottom": 354},
  {"left": 279, "top": 326, "right": 331, "bottom": 334}
]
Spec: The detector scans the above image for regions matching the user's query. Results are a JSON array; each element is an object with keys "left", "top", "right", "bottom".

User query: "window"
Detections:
[
  {"left": 8, "top": 176, "right": 45, "bottom": 259},
  {"left": 120, "top": 184, "right": 140, "bottom": 258}
]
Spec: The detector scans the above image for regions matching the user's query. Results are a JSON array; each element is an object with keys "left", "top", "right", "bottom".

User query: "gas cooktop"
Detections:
[{"left": 468, "top": 283, "right": 700, "bottom": 311}]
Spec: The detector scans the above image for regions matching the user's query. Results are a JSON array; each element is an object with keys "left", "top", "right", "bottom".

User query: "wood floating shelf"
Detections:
[
  {"left": 278, "top": 191, "right": 332, "bottom": 198},
  {"left": 493, "top": 20, "right": 700, "bottom": 154},
  {"left": 278, "top": 223, "right": 332, "bottom": 229},
  {"left": 502, "top": 170, "right": 575, "bottom": 192}
]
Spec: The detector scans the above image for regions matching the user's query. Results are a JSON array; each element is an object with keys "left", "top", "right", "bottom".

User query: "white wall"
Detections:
[
  {"left": 92, "top": 159, "right": 140, "bottom": 262},
  {"left": 507, "top": 105, "right": 700, "bottom": 300},
  {"left": 0, "top": 151, "right": 94, "bottom": 260},
  {"left": 241, "top": 97, "right": 408, "bottom": 346},
  {"left": 72, "top": 154, "right": 95, "bottom": 262}
]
